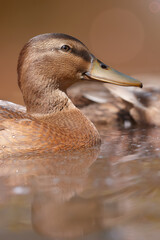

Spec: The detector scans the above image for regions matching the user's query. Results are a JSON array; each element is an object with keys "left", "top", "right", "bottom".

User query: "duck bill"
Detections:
[{"left": 85, "top": 59, "right": 142, "bottom": 88}]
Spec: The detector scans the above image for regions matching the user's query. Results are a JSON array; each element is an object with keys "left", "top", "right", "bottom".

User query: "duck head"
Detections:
[{"left": 17, "top": 33, "right": 142, "bottom": 113}]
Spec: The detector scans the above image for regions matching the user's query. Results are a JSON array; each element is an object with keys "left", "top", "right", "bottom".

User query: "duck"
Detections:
[
  {"left": 0, "top": 33, "right": 142, "bottom": 154},
  {"left": 68, "top": 80, "right": 160, "bottom": 127},
  {"left": 105, "top": 83, "right": 160, "bottom": 127}
]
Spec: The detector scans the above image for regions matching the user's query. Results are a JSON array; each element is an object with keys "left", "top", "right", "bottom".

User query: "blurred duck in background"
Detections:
[{"left": 68, "top": 75, "right": 160, "bottom": 128}]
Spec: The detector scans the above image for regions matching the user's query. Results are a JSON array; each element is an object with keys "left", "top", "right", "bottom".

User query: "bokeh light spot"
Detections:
[{"left": 149, "top": 1, "right": 160, "bottom": 13}]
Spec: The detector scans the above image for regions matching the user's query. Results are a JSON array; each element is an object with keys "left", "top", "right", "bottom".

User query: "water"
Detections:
[{"left": 0, "top": 126, "right": 160, "bottom": 240}]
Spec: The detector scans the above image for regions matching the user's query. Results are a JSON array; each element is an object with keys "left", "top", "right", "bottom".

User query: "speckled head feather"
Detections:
[{"left": 17, "top": 33, "right": 91, "bottom": 90}]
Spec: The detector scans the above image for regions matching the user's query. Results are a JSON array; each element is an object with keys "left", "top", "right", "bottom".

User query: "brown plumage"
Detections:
[
  {"left": 68, "top": 82, "right": 160, "bottom": 127},
  {"left": 0, "top": 33, "right": 142, "bottom": 155}
]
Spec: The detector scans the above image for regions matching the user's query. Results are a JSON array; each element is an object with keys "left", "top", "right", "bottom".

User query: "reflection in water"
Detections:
[
  {"left": 32, "top": 177, "right": 102, "bottom": 239},
  {"left": 0, "top": 127, "right": 160, "bottom": 239}
]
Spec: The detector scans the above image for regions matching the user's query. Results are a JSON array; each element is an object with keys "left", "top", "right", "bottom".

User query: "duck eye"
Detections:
[{"left": 61, "top": 45, "right": 71, "bottom": 52}]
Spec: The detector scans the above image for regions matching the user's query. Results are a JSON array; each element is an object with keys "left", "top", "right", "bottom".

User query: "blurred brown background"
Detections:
[{"left": 1, "top": 0, "right": 160, "bottom": 105}]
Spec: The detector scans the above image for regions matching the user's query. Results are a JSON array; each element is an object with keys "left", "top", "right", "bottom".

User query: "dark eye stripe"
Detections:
[
  {"left": 71, "top": 48, "right": 91, "bottom": 62},
  {"left": 31, "top": 33, "right": 91, "bottom": 62},
  {"left": 37, "top": 47, "right": 91, "bottom": 63}
]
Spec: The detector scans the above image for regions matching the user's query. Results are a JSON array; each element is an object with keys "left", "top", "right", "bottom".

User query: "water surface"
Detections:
[{"left": 0, "top": 126, "right": 160, "bottom": 240}]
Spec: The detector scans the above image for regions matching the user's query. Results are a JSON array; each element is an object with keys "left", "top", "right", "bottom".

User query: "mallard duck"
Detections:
[
  {"left": 0, "top": 33, "right": 142, "bottom": 154},
  {"left": 106, "top": 82, "right": 160, "bottom": 127},
  {"left": 68, "top": 80, "right": 160, "bottom": 127}
]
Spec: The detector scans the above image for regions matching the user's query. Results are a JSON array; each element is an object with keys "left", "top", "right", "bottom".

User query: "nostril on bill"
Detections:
[
  {"left": 97, "top": 59, "right": 108, "bottom": 69},
  {"left": 100, "top": 63, "right": 108, "bottom": 69}
]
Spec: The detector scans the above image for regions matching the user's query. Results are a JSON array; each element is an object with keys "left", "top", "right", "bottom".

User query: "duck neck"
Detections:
[
  {"left": 21, "top": 76, "right": 74, "bottom": 115},
  {"left": 30, "top": 89, "right": 73, "bottom": 115}
]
